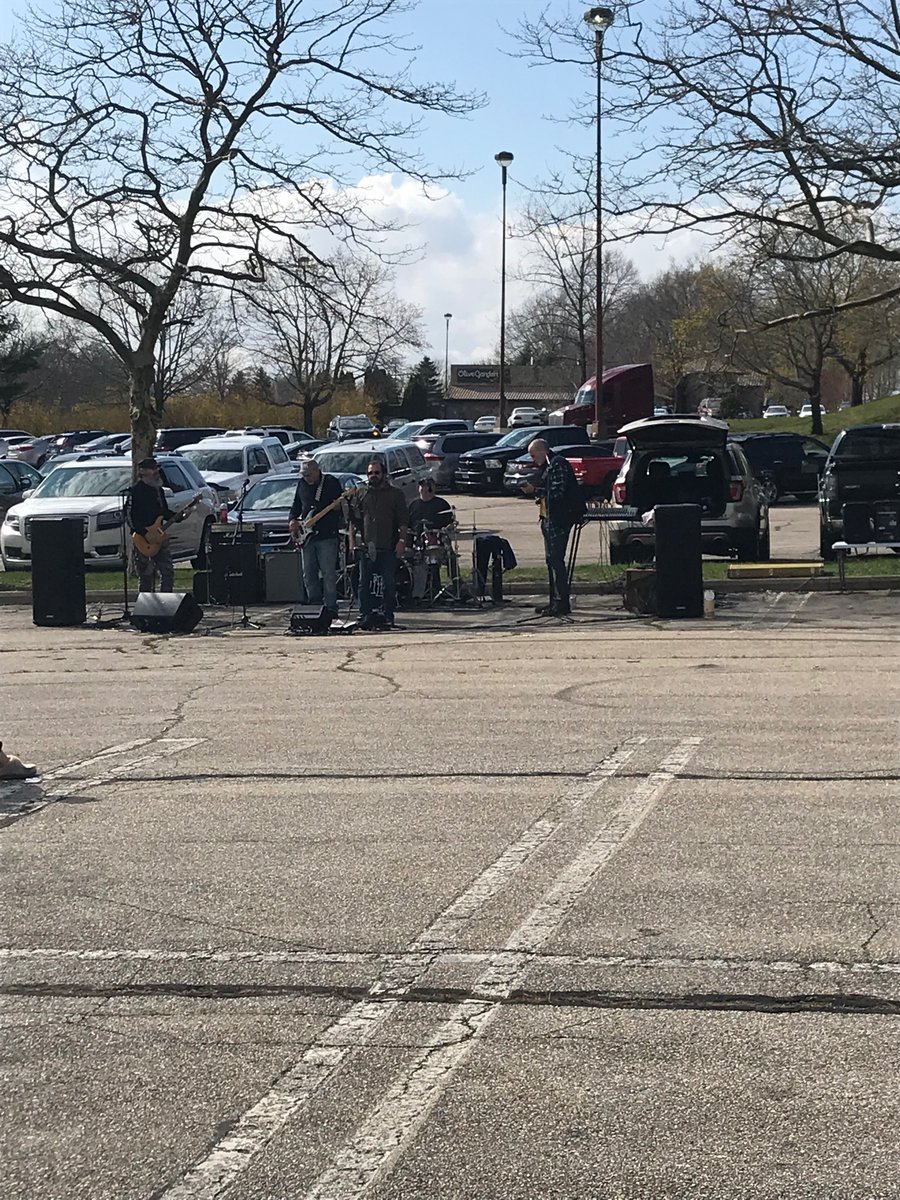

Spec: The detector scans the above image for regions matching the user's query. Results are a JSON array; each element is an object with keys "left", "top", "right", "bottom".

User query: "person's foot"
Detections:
[
  {"left": 549, "top": 603, "right": 571, "bottom": 616},
  {"left": 535, "top": 602, "right": 555, "bottom": 615}
]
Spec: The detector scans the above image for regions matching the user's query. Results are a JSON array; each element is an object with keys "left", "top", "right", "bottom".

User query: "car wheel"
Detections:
[
  {"left": 819, "top": 526, "right": 837, "bottom": 561},
  {"left": 191, "top": 517, "right": 213, "bottom": 570}
]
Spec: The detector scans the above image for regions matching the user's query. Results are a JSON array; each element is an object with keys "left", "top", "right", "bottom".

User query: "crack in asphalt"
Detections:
[
  {"left": 77, "top": 767, "right": 900, "bottom": 784},
  {"left": 5, "top": 980, "right": 899, "bottom": 1017},
  {"left": 862, "top": 903, "right": 886, "bottom": 958},
  {"left": 334, "top": 646, "right": 402, "bottom": 695}
]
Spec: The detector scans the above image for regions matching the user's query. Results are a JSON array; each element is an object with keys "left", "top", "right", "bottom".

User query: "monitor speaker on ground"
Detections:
[
  {"left": 654, "top": 504, "right": 703, "bottom": 619},
  {"left": 130, "top": 591, "right": 203, "bottom": 634},
  {"left": 31, "top": 517, "right": 86, "bottom": 627},
  {"left": 289, "top": 605, "right": 332, "bottom": 635},
  {"left": 842, "top": 502, "right": 873, "bottom": 544}
]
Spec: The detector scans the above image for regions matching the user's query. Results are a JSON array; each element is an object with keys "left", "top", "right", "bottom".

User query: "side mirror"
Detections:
[
  {"left": 162, "top": 486, "right": 174, "bottom": 497},
  {"left": 251, "top": 463, "right": 267, "bottom": 475},
  {"left": 22, "top": 489, "right": 35, "bottom": 499}
]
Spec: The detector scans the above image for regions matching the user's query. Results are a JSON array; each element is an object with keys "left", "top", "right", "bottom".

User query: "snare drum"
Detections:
[{"left": 422, "top": 528, "right": 445, "bottom": 564}]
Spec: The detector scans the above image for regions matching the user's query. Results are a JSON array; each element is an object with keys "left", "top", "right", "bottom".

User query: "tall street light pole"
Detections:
[
  {"left": 495, "top": 150, "right": 514, "bottom": 430},
  {"left": 443, "top": 312, "right": 452, "bottom": 399},
  {"left": 584, "top": 7, "right": 614, "bottom": 435}
]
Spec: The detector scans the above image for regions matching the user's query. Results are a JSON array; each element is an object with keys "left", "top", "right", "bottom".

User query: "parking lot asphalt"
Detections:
[{"left": 2, "top": 589, "right": 899, "bottom": 1199}]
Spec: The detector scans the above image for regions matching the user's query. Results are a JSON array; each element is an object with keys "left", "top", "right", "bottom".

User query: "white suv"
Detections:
[
  {"left": 1, "top": 456, "right": 217, "bottom": 569},
  {"left": 177, "top": 435, "right": 292, "bottom": 503}
]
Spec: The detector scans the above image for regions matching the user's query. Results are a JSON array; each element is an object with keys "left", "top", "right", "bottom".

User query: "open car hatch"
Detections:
[{"left": 620, "top": 417, "right": 729, "bottom": 450}]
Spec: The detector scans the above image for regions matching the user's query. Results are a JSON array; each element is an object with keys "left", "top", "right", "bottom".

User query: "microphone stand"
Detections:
[
  {"left": 232, "top": 478, "right": 261, "bottom": 629},
  {"left": 119, "top": 483, "right": 132, "bottom": 620}
]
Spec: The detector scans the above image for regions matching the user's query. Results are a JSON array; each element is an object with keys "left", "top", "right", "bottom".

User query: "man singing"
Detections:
[
  {"left": 348, "top": 458, "right": 408, "bottom": 630},
  {"left": 288, "top": 458, "right": 343, "bottom": 621}
]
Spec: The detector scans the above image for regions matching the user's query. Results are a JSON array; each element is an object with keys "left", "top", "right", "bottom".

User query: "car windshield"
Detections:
[
  {"left": 242, "top": 478, "right": 298, "bottom": 510},
  {"left": 180, "top": 448, "right": 244, "bottom": 473},
  {"left": 387, "top": 422, "right": 423, "bottom": 441},
  {"left": 33, "top": 465, "right": 132, "bottom": 498},
  {"left": 315, "top": 451, "right": 380, "bottom": 474},
  {"left": 496, "top": 428, "right": 539, "bottom": 448},
  {"left": 835, "top": 429, "right": 900, "bottom": 459}
]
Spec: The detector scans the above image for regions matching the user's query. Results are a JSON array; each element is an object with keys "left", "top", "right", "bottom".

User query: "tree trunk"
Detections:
[
  {"left": 851, "top": 374, "right": 865, "bottom": 407},
  {"left": 810, "top": 389, "right": 823, "bottom": 436},
  {"left": 303, "top": 397, "right": 316, "bottom": 434},
  {"left": 130, "top": 361, "right": 158, "bottom": 472}
]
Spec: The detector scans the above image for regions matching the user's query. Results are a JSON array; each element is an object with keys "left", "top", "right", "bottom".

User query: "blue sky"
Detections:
[{"left": 0, "top": 0, "right": 700, "bottom": 373}]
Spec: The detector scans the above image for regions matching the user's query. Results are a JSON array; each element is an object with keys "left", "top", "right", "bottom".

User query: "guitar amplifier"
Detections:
[
  {"left": 264, "top": 551, "right": 306, "bottom": 602},
  {"left": 208, "top": 536, "right": 263, "bottom": 605}
]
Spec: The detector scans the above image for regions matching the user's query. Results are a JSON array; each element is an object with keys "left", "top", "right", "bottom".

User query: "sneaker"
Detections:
[{"left": 535, "top": 602, "right": 555, "bottom": 615}]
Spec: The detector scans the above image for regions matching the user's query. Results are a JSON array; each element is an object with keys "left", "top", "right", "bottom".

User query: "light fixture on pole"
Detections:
[
  {"left": 495, "top": 150, "right": 514, "bottom": 430},
  {"left": 584, "top": 6, "right": 614, "bottom": 434},
  {"left": 443, "top": 312, "right": 452, "bottom": 397}
]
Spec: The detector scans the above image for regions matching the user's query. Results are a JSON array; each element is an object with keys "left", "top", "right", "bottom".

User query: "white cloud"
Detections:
[{"left": 341, "top": 175, "right": 715, "bottom": 376}]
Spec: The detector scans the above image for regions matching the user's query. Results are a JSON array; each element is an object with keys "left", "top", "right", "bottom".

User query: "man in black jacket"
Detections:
[
  {"left": 520, "top": 439, "right": 582, "bottom": 616},
  {"left": 126, "top": 458, "right": 187, "bottom": 592},
  {"left": 348, "top": 458, "right": 408, "bottom": 629},
  {"left": 288, "top": 458, "right": 344, "bottom": 618}
]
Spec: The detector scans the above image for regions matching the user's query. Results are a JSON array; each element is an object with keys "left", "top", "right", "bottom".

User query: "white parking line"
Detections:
[
  {"left": 304, "top": 737, "right": 701, "bottom": 1200},
  {"left": 0, "top": 738, "right": 205, "bottom": 820},
  {"left": 4, "top": 946, "right": 898, "bottom": 976},
  {"left": 158, "top": 737, "right": 646, "bottom": 1200}
]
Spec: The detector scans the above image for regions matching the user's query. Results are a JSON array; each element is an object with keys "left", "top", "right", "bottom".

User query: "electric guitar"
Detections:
[
  {"left": 292, "top": 486, "right": 364, "bottom": 549},
  {"left": 132, "top": 493, "right": 203, "bottom": 557}
]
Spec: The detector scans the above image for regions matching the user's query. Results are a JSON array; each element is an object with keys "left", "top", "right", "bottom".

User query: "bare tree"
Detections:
[
  {"left": 239, "top": 251, "right": 423, "bottom": 432},
  {"left": 0, "top": 0, "right": 481, "bottom": 462},
  {"left": 514, "top": 166, "right": 638, "bottom": 383},
  {"left": 516, "top": 0, "right": 900, "bottom": 325}
]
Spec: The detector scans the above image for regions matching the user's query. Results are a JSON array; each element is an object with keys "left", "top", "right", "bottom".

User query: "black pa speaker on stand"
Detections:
[
  {"left": 31, "top": 517, "right": 86, "bottom": 627},
  {"left": 130, "top": 592, "right": 203, "bottom": 634},
  {"left": 654, "top": 504, "right": 703, "bottom": 618}
]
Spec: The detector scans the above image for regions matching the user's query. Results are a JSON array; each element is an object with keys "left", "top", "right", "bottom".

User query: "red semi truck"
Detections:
[{"left": 549, "top": 363, "right": 655, "bottom": 432}]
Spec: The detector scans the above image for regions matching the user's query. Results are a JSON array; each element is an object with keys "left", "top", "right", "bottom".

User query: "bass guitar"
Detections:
[
  {"left": 132, "top": 493, "right": 203, "bottom": 557},
  {"left": 292, "top": 486, "right": 364, "bottom": 549}
]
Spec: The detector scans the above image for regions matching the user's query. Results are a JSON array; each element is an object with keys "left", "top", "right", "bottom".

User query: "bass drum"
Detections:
[{"left": 395, "top": 558, "right": 413, "bottom": 608}]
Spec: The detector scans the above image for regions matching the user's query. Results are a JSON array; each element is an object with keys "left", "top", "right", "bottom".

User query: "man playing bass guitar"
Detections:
[
  {"left": 126, "top": 457, "right": 193, "bottom": 593},
  {"left": 288, "top": 458, "right": 344, "bottom": 621}
]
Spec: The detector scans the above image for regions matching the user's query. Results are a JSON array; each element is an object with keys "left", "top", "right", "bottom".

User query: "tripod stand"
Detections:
[{"left": 230, "top": 480, "right": 261, "bottom": 630}]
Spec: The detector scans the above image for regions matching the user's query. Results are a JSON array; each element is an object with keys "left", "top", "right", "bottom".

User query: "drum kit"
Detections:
[{"left": 397, "top": 518, "right": 461, "bottom": 605}]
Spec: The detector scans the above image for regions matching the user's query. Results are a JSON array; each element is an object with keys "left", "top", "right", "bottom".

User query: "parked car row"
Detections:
[{"left": 1, "top": 455, "right": 217, "bottom": 569}]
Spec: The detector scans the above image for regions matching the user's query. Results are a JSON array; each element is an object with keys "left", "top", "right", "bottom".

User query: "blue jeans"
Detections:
[
  {"left": 359, "top": 549, "right": 397, "bottom": 622},
  {"left": 301, "top": 537, "right": 339, "bottom": 612},
  {"left": 540, "top": 518, "right": 572, "bottom": 609}
]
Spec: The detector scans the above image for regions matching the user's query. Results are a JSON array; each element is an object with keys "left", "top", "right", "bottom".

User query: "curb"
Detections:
[{"left": 2, "top": 575, "right": 898, "bottom": 606}]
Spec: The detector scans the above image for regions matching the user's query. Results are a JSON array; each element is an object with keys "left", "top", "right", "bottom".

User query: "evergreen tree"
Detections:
[
  {"left": 364, "top": 365, "right": 401, "bottom": 421},
  {"left": 0, "top": 312, "right": 40, "bottom": 418},
  {"left": 401, "top": 356, "right": 441, "bottom": 420}
]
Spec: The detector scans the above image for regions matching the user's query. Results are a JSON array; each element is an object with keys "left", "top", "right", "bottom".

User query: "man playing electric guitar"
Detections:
[
  {"left": 126, "top": 457, "right": 194, "bottom": 593},
  {"left": 288, "top": 458, "right": 345, "bottom": 621}
]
